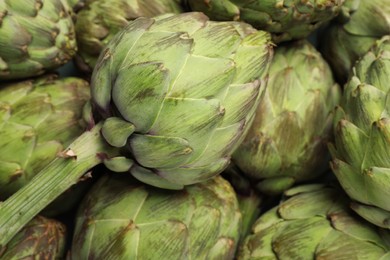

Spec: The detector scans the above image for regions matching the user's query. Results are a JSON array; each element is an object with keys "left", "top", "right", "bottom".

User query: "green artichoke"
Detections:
[
  {"left": 0, "top": 0, "right": 77, "bottom": 80},
  {"left": 92, "top": 12, "right": 273, "bottom": 189},
  {"left": 71, "top": 174, "right": 241, "bottom": 259},
  {"left": 0, "top": 216, "right": 66, "bottom": 260},
  {"left": 0, "top": 12, "right": 273, "bottom": 246},
  {"left": 233, "top": 40, "right": 340, "bottom": 195},
  {"left": 74, "top": 0, "right": 183, "bottom": 72},
  {"left": 330, "top": 36, "right": 390, "bottom": 229},
  {"left": 0, "top": 75, "right": 89, "bottom": 199},
  {"left": 321, "top": 0, "right": 390, "bottom": 84},
  {"left": 184, "top": 0, "right": 344, "bottom": 43},
  {"left": 238, "top": 184, "right": 390, "bottom": 259}
]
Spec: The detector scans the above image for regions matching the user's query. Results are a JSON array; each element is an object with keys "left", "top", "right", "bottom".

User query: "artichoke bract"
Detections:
[
  {"left": 233, "top": 40, "right": 340, "bottom": 195},
  {"left": 321, "top": 0, "right": 390, "bottom": 84},
  {"left": 184, "top": 0, "right": 344, "bottom": 43},
  {"left": 71, "top": 174, "right": 241, "bottom": 259},
  {"left": 0, "top": 75, "right": 90, "bottom": 200},
  {"left": 75, "top": 0, "right": 183, "bottom": 72},
  {"left": 0, "top": 0, "right": 77, "bottom": 80},
  {"left": 238, "top": 184, "right": 390, "bottom": 259},
  {"left": 0, "top": 216, "right": 66, "bottom": 259},
  {"left": 0, "top": 12, "right": 273, "bottom": 246},
  {"left": 330, "top": 36, "right": 390, "bottom": 229}
]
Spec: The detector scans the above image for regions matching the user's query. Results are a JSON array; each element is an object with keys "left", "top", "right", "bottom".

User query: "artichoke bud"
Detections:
[
  {"left": 0, "top": 0, "right": 77, "bottom": 80},
  {"left": 0, "top": 75, "right": 91, "bottom": 215},
  {"left": 91, "top": 12, "right": 273, "bottom": 189},
  {"left": 71, "top": 174, "right": 242, "bottom": 259},
  {"left": 320, "top": 0, "right": 390, "bottom": 84},
  {"left": 0, "top": 216, "right": 66, "bottom": 259},
  {"left": 185, "top": 0, "right": 344, "bottom": 43},
  {"left": 331, "top": 36, "right": 390, "bottom": 229},
  {"left": 238, "top": 184, "right": 390, "bottom": 259},
  {"left": 233, "top": 40, "right": 340, "bottom": 195},
  {"left": 75, "top": 0, "right": 184, "bottom": 72}
]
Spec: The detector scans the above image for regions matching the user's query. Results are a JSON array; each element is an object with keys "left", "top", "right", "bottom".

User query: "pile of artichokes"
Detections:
[{"left": 0, "top": 0, "right": 390, "bottom": 259}]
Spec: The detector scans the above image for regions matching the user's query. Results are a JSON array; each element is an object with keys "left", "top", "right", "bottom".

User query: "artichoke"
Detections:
[
  {"left": 0, "top": 75, "right": 90, "bottom": 214},
  {"left": 0, "top": 75, "right": 90, "bottom": 196},
  {"left": 320, "top": 0, "right": 390, "bottom": 84},
  {"left": 0, "top": 0, "right": 77, "bottom": 80},
  {"left": 232, "top": 40, "right": 340, "bottom": 195},
  {"left": 0, "top": 216, "right": 66, "bottom": 260},
  {"left": 74, "top": 0, "right": 183, "bottom": 72},
  {"left": 91, "top": 12, "right": 273, "bottom": 189},
  {"left": 71, "top": 174, "right": 241, "bottom": 259},
  {"left": 184, "top": 0, "right": 344, "bottom": 43},
  {"left": 238, "top": 184, "right": 390, "bottom": 259},
  {"left": 0, "top": 12, "right": 273, "bottom": 246},
  {"left": 330, "top": 36, "right": 390, "bottom": 229}
]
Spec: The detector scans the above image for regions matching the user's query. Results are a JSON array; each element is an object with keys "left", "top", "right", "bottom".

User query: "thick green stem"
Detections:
[{"left": 0, "top": 123, "right": 119, "bottom": 247}]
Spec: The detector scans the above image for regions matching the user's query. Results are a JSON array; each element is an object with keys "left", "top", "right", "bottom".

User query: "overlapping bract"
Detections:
[
  {"left": 75, "top": 0, "right": 183, "bottom": 72},
  {"left": 321, "top": 0, "right": 390, "bottom": 83},
  {"left": 71, "top": 174, "right": 241, "bottom": 259},
  {"left": 0, "top": 216, "right": 66, "bottom": 259},
  {"left": 233, "top": 41, "right": 340, "bottom": 194},
  {"left": 238, "top": 184, "right": 390, "bottom": 259},
  {"left": 0, "top": 76, "right": 89, "bottom": 200},
  {"left": 185, "top": 0, "right": 344, "bottom": 43},
  {"left": 92, "top": 12, "right": 273, "bottom": 189},
  {"left": 330, "top": 36, "right": 390, "bottom": 229},
  {"left": 0, "top": 0, "right": 77, "bottom": 80}
]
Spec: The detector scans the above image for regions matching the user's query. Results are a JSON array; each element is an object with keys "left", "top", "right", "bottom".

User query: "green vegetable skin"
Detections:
[
  {"left": 0, "top": 12, "right": 273, "bottom": 246},
  {"left": 238, "top": 184, "right": 390, "bottom": 259},
  {"left": 75, "top": 0, "right": 184, "bottom": 72},
  {"left": 233, "top": 40, "right": 341, "bottom": 195},
  {"left": 71, "top": 174, "right": 241, "bottom": 259},
  {"left": 321, "top": 0, "right": 390, "bottom": 83},
  {"left": 330, "top": 36, "right": 390, "bottom": 229},
  {"left": 0, "top": 216, "right": 66, "bottom": 259},
  {"left": 0, "top": 0, "right": 77, "bottom": 80},
  {"left": 184, "top": 0, "right": 344, "bottom": 43}
]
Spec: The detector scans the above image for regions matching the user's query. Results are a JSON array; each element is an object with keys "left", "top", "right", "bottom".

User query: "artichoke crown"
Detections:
[
  {"left": 0, "top": 0, "right": 77, "bottom": 80},
  {"left": 331, "top": 36, "right": 390, "bottom": 228},
  {"left": 0, "top": 216, "right": 66, "bottom": 259},
  {"left": 185, "top": 0, "right": 344, "bottom": 42},
  {"left": 238, "top": 184, "right": 390, "bottom": 259},
  {"left": 92, "top": 12, "right": 273, "bottom": 189},
  {"left": 75, "top": 0, "right": 184, "bottom": 71},
  {"left": 233, "top": 41, "right": 340, "bottom": 194},
  {"left": 72, "top": 174, "right": 241, "bottom": 259}
]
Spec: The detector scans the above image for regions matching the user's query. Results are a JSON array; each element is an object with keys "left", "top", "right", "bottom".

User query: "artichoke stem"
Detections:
[
  {"left": 237, "top": 191, "right": 262, "bottom": 242},
  {"left": 0, "top": 122, "right": 119, "bottom": 247}
]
